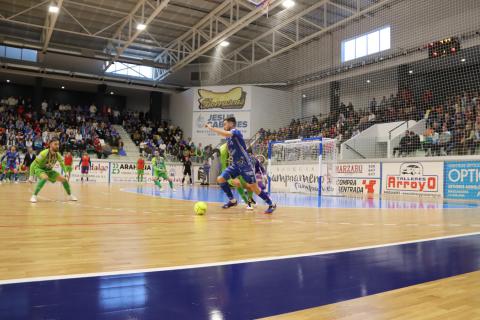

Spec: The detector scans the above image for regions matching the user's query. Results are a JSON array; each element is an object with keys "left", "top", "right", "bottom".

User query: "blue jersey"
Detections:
[
  {"left": 226, "top": 129, "right": 252, "bottom": 167},
  {"left": 1, "top": 151, "right": 20, "bottom": 168},
  {"left": 254, "top": 158, "right": 265, "bottom": 175}
]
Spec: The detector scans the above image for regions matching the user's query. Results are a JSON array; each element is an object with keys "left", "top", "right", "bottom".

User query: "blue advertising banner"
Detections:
[{"left": 444, "top": 161, "right": 480, "bottom": 200}]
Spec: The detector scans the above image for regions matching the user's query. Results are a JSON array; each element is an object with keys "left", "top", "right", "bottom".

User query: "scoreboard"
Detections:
[{"left": 428, "top": 37, "right": 461, "bottom": 59}]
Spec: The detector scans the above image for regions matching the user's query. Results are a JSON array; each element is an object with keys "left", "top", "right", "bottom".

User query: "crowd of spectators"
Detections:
[
  {"left": 123, "top": 112, "right": 214, "bottom": 163},
  {"left": 255, "top": 89, "right": 480, "bottom": 157},
  {"left": 0, "top": 96, "right": 123, "bottom": 159},
  {"left": 403, "top": 91, "right": 480, "bottom": 156}
]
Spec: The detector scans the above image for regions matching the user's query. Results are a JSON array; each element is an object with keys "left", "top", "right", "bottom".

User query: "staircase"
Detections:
[{"left": 112, "top": 125, "right": 140, "bottom": 160}]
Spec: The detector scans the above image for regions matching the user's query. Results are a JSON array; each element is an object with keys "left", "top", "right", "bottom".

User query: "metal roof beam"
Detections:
[
  {"left": 104, "top": 0, "right": 170, "bottom": 70},
  {"left": 42, "top": 0, "right": 64, "bottom": 52},
  {"left": 215, "top": 0, "right": 395, "bottom": 83},
  {"left": 153, "top": 0, "right": 286, "bottom": 81}
]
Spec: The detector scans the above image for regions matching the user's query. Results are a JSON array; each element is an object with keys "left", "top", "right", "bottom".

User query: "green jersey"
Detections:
[
  {"left": 34, "top": 149, "right": 66, "bottom": 171},
  {"left": 151, "top": 156, "right": 167, "bottom": 173}
]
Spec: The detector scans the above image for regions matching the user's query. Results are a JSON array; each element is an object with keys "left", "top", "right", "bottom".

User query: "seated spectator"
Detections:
[
  {"left": 393, "top": 131, "right": 410, "bottom": 157},
  {"left": 437, "top": 125, "right": 452, "bottom": 156},
  {"left": 423, "top": 127, "right": 439, "bottom": 156}
]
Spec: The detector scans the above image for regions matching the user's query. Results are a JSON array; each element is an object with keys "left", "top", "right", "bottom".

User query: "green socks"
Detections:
[
  {"left": 154, "top": 180, "right": 162, "bottom": 188},
  {"left": 62, "top": 181, "right": 71, "bottom": 195},
  {"left": 236, "top": 187, "right": 248, "bottom": 203},
  {"left": 34, "top": 179, "right": 47, "bottom": 195},
  {"left": 169, "top": 181, "right": 174, "bottom": 189}
]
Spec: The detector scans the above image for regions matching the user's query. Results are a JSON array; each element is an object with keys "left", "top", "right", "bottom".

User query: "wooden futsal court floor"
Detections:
[{"left": 1, "top": 183, "right": 480, "bottom": 319}]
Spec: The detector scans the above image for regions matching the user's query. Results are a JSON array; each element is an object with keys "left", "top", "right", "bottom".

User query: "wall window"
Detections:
[
  {"left": 341, "top": 26, "right": 390, "bottom": 63},
  {"left": 105, "top": 62, "right": 154, "bottom": 80},
  {"left": 0, "top": 45, "right": 38, "bottom": 62}
]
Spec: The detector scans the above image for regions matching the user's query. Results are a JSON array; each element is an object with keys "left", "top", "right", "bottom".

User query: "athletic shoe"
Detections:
[
  {"left": 222, "top": 200, "right": 238, "bottom": 209},
  {"left": 68, "top": 195, "right": 78, "bottom": 201},
  {"left": 249, "top": 198, "right": 257, "bottom": 207},
  {"left": 264, "top": 204, "right": 277, "bottom": 214},
  {"left": 30, "top": 195, "right": 37, "bottom": 203},
  {"left": 246, "top": 200, "right": 254, "bottom": 210}
]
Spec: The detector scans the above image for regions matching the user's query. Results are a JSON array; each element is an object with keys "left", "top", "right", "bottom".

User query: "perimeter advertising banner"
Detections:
[
  {"left": 322, "top": 163, "right": 381, "bottom": 196},
  {"left": 269, "top": 164, "right": 320, "bottom": 194},
  {"left": 444, "top": 161, "right": 480, "bottom": 200},
  {"left": 110, "top": 162, "right": 154, "bottom": 183},
  {"left": 382, "top": 162, "right": 443, "bottom": 197},
  {"left": 54, "top": 160, "right": 110, "bottom": 183},
  {"left": 268, "top": 163, "right": 380, "bottom": 196}
]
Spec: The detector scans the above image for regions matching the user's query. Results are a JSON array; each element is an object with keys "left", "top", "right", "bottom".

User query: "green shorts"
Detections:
[
  {"left": 31, "top": 163, "right": 60, "bottom": 183},
  {"left": 137, "top": 169, "right": 145, "bottom": 175},
  {"left": 153, "top": 170, "right": 168, "bottom": 180},
  {"left": 64, "top": 165, "right": 73, "bottom": 173}
]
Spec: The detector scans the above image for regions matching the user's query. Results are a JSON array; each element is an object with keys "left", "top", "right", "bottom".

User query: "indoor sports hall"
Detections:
[{"left": 1, "top": 0, "right": 480, "bottom": 319}]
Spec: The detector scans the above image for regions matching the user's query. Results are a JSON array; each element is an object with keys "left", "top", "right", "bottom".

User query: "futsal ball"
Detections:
[{"left": 194, "top": 201, "right": 208, "bottom": 215}]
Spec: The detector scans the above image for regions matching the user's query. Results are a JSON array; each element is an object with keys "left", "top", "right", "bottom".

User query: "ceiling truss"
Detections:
[{"left": 213, "top": 0, "right": 395, "bottom": 83}]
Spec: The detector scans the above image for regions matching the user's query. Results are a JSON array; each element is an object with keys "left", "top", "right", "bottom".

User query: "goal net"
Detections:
[{"left": 267, "top": 138, "right": 338, "bottom": 197}]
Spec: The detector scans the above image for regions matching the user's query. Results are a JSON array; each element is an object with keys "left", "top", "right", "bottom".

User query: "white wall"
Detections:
[
  {"left": 301, "top": 84, "right": 330, "bottom": 118},
  {"left": 250, "top": 86, "right": 301, "bottom": 132},
  {"left": 169, "top": 89, "right": 194, "bottom": 139},
  {"left": 339, "top": 68, "right": 398, "bottom": 111}
]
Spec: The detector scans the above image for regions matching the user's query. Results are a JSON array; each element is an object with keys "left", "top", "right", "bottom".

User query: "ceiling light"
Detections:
[
  {"left": 302, "top": 94, "right": 307, "bottom": 98},
  {"left": 219, "top": 41, "right": 230, "bottom": 47},
  {"left": 61, "top": 86, "right": 65, "bottom": 89},
  {"left": 6, "top": 79, "right": 10, "bottom": 83},
  {"left": 461, "top": 58, "right": 466, "bottom": 62},
  {"left": 110, "top": 91, "right": 114, "bottom": 95},
  {"left": 48, "top": 5, "right": 59, "bottom": 13},
  {"left": 408, "top": 70, "right": 413, "bottom": 74},
  {"left": 282, "top": 0, "right": 295, "bottom": 8},
  {"left": 136, "top": 23, "right": 146, "bottom": 31},
  {"left": 366, "top": 80, "right": 371, "bottom": 83}
]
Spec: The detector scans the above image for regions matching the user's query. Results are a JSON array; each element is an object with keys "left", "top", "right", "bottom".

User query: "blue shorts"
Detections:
[{"left": 221, "top": 164, "right": 256, "bottom": 184}]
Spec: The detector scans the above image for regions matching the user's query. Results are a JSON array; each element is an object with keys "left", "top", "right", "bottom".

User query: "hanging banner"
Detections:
[{"left": 193, "top": 86, "right": 251, "bottom": 111}]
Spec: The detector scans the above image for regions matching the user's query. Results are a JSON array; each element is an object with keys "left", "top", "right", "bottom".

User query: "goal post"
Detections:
[{"left": 267, "top": 137, "right": 338, "bottom": 197}]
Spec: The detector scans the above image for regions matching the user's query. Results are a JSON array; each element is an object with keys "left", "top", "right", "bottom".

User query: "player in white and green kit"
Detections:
[
  {"left": 29, "top": 137, "right": 77, "bottom": 203},
  {"left": 151, "top": 151, "right": 175, "bottom": 191}
]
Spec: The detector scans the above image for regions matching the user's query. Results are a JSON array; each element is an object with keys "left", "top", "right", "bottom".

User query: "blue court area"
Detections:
[
  {"left": 122, "top": 185, "right": 480, "bottom": 209},
  {"left": 1, "top": 233, "right": 480, "bottom": 319}
]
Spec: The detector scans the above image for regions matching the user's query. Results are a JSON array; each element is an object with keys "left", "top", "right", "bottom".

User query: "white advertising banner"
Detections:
[
  {"left": 323, "top": 163, "right": 381, "bottom": 196},
  {"left": 193, "top": 86, "right": 251, "bottom": 111},
  {"left": 269, "top": 163, "right": 381, "bottom": 196},
  {"left": 110, "top": 161, "right": 154, "bottom": 183},
  {"left": 54, "top": 160, "right": 110, "bottom": 183},
  {"left": 269, "top": 164, "right": 320, "bottom": 194},
  {"left": 382, "top": 162, "right": 443, "bottom": 197}
]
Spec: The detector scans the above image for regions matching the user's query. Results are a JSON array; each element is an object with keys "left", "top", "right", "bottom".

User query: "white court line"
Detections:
[{"left": 1, "top": 231, "right": 480, "bottom": 286}]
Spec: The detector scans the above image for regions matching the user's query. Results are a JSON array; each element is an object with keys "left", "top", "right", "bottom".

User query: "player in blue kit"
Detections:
[
  {"left": 1, "top": 146, "right": 21, "bottom": 183},
  {"left": 205, "top": 117, "right": 276, "bottom": 214}
]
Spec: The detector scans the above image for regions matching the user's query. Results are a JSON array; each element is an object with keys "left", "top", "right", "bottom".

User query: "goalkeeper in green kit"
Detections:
[
  {"left": 151, "top": 151, "right": 176, "bottom": 191},
  {"left": 29, "top": 137, "right": 77, "bottom": 203}
]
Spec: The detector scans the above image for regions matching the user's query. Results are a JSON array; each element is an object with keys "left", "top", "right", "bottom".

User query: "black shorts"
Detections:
[{"left": 183, "top": 169, "right": 192, "bottom": 175}]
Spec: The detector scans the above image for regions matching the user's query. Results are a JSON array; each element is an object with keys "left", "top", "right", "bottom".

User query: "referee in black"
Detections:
[
  {"left": 181, "top": 156, "right": 193, "bottom": 186},
  {"left": 23, "top": 147, "right": 36, "bottom": 182}
]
